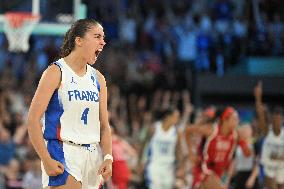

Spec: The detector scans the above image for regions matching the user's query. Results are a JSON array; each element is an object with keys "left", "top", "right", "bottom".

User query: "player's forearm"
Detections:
[
  {"left": 249, "top": 164, "right": 259, "bottom": 180},
  {"left": 185, "top": 130, "right": 195, "bottom": 161},
  {"left": 225, "top": 160, "right": 235, "bottom": 186},
  {"left": 27, "top": 119, "right": 51, "bottom": 162},
  {"left": 255, "top": 99, "right": 264, "bottom": 120},
  {"left": 185, "top": 129, "right": 192, "bottom": 154},
  {"left": 255, "top": 96, "right": 268, "bottom": 135},
  {"left": 100, "top": 124, "right": 112, "bottom": 156},
  {"left": 176, "top": 142, "right": 184, "bottom": 167}
]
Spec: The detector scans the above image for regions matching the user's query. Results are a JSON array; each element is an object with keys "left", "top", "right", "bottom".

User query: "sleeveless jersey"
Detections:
[
  {"left": 147, "top": 122, "right": 178, "bottom": 165},
  {"left": 261, "top": 127, "right": 284, "bottom": 168},
  {"left": 42, "top": 58, "right": 101, "bottom": 144},
  {"left": 201, "top": 125, "right": 238, "bottom": 177}
]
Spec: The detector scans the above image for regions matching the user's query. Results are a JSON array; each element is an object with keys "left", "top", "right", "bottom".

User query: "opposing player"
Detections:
[
  {"left": 27, "top": 19, "right": 112, "bottom": 189},
  {"left": 143, "top": 107, "right": 184, "bottom": 189},
  {"left": 186, "top": 107, "right": 251, "bottom": 189},
  {"left": 254, "top": 82, "right": 284, "bottom": 189}
]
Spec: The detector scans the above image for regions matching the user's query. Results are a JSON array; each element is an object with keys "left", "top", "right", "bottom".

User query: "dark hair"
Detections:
[
  {"left": 60, "top": 19, "right": 101, "bottom": 57},
  {"left": 271, "top": 105, "right": 283, "bottom": 115},
  {"left": 155, "top": 107, "right": 176, "bottom": 120},
  {"left": 215, "top": 106, "right": 236, "bottom": 122},
  {"left": 202, "top": 106, "right": 217, "bottom": 124}
]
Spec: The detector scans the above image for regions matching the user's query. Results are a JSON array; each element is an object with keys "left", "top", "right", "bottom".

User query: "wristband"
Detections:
[{"left": 104, "top": 154, "right": 113, "bottom": 162}]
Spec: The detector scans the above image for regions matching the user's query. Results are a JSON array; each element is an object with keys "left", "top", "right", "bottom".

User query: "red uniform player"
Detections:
[{"left": 186, "top": 107, "right": 251, "bottom": 189}]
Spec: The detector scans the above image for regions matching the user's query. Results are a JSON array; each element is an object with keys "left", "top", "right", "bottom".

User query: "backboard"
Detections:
[{"left": 0, "top": 0, "right": 86, "bottom": 35}]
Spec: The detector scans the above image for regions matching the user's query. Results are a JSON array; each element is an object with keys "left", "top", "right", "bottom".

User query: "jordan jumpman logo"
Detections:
[{"left": 71, "top": 77, "right": 77, "bottom": 84}]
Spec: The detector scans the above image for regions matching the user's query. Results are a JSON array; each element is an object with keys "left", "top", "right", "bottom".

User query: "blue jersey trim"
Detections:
[
  {"left": 96, "top": 79, "right": 100, "bottom": 92},
  {"left": 47, "top": 140, "right": 69, "bottom": 186},
  {"left": 91, "top": 69, "right": 100, "bottom": 92},
  {"left": 53, "top": 60, "right": 63, "bottom": 68},
  {"left": 144, "top": 144, "right": 152, "bottom": 187},
  {"left": 53, "top": 61, "right": 63, "bottom": 77},
  {"left": 43, "top": 90, "right": 64, "bottom": 140}
]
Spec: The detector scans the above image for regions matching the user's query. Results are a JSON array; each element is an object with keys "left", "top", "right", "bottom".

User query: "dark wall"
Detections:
[{"left": 195, "top": 73, "right": 284, "bottom": 107}]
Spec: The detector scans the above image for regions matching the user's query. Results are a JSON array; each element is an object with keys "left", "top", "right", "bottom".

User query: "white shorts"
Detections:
[
  {"left": 263, "top": 164, "right": 284, "bottom": 184},
  {"left": 42, "top": 140, "right": 103, "bottom": 189},
  {"left": 145, "top": 164, "right": 175, "bottom": 189}
]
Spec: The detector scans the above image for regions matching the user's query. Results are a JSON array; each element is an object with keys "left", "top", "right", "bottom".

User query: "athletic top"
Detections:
[
  {"left": 147, "top": 121, "right": 178, "bottom": 166},
  {"left": 42, "top": 58, "right": 101, "bottom": 144},
  {"left": 261, "top": 127, "right": 284, "bottom": 168},
  {"left": 201, "top": 125, "right": 238, "bottom": 177}
]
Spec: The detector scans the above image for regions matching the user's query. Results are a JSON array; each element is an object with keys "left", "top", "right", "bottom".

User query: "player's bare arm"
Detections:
[
  {"left": 185, "top": 124, "right": 213, "bottom": 138},
  {"left": 254, "top": 81, "right": 269, "bottom": 136},
  {"left": 176, "top": 130, "right": 185, "bottom": 165},
  {"left": 185, "top": 124, "right": 213, "bottom": 165},
  {"left": 27, "top": 64, "right": 64, "bottom": 176},
  {"left": 97, "top": 70, "right": 112, "bottom": 181}
]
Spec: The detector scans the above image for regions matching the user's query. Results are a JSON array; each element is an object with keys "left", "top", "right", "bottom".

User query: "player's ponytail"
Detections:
[
  {"left": 60, "top": 28, "right": 73, "bottom": 57},
  {"left": 60, "top": 19, "right": 101, "bottom": 58}
]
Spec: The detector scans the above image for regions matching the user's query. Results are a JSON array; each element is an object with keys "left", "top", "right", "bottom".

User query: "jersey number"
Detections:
[{"left": 81, "top": 108, "right": 90, "bottom": 125}]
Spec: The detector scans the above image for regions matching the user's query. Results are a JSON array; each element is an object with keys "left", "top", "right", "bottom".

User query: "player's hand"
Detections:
[
  {"left": 245, "top": 176, "right": 255, "bottom": 189},
  {"left": 254, "top": 81, "right": 262, "bottom": 98},
  {"left": 98, "top": 160, "right": 112, "bottom": 181},
  {"left": 42, "top": 157, "right": 64, "bottom": 176}
]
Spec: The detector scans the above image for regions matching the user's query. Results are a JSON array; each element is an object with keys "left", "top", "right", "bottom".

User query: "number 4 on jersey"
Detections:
[{"left": 81, "top": 108, "right": 89, "bottom": 125}]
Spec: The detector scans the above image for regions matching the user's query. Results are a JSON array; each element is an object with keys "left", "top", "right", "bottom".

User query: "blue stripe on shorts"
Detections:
[{"left": 47, "top": 140, "right": 69, "bottom": 186}]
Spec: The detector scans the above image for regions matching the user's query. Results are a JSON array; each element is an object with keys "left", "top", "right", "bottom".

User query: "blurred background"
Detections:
[{"left": 0, "top": 0, "right": 283, "bottom": 189}]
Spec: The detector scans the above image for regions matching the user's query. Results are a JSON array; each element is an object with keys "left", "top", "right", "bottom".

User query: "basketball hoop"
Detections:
[{"left": 3, "top": 12, "right": 40, "bottom": 52}]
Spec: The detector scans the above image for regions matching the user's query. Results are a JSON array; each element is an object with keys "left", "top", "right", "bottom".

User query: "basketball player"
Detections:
[
  {"left": 254, "top": 82, "right": 284, "bottom": 189},
  {"left": 27, "top": 19, "right": 112, "bottom": 189},
  {"left": 143, "top": 107, "right": 184, "bottom": 189},
  {"left": 186, "top": 107, "right": 251, "bottom": 189}
]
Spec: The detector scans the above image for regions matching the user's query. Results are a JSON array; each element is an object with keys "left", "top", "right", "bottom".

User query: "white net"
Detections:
[{"left": 3, "top": 12, "right": 40, "bottom": 52}]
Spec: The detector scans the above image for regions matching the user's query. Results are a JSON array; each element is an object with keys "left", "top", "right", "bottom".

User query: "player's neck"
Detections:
[
  {"left": 162, "top": 121, "right": 172, "bottom": 131},
  {"left": 273, "top": 126, "right": 281, "bottom": 136},
  {"left": 64, "top": 52, "right": 87, "bottom": 74},
  {"left": 220, "top": 124, "right": 231, "bottom": 135}
]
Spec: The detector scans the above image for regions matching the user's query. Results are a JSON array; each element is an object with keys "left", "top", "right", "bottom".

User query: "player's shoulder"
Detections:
[
  {"left": 94, "top": 69, "right": 106, "bottom": 85},
  {"left": 38, "top": 63, "right": 62, "bottom": 89},
  {"left": 95, "top": 69, "right": 105, "bottom": 80},
  {"left": 43, "top": 63, "right": 61, "bottom": 78},
  {"left": 88, "top": 66, "right": 104, "bottom": 80}
]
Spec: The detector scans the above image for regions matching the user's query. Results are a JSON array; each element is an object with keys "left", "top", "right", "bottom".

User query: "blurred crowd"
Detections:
[
  {"left": 1, "top": 78, "right": 284, "bottom": 189},
  {"left": 1, "top": 0, "right": 284, "bottom": 91},
  {"left": 0, "top": 0, "right": 284, "bottom": 189}
]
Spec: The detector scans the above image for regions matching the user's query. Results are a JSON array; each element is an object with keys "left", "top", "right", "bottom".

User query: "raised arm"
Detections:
[
  {"left": 254, "top": 81, "right": 269, "bottom": 136},
  {"left": 27, "top": 64, "right": 64, "bottom": 176},
  {"left": 179, "top": 91, "right": 193, "bottom": 130}
]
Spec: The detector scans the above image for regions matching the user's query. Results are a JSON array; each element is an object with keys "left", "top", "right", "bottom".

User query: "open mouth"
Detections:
[{"left": 95, "top": 49, "right": 103, "bottom": 60}]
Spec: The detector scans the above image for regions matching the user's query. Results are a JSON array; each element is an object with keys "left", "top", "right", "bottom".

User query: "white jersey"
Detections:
[
  {"left": 42, "top": 58, "right": 101, "bottom": 144},
  {"left": 261, "top": 127, "right": 284, "bottom": 168},
  {"left": 147, "top": 121, "right": 178, "bottom": 166}
]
